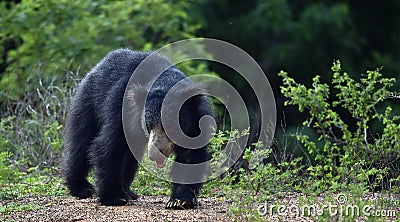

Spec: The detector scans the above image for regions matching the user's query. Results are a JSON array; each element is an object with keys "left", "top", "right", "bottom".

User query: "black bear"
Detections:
[{"left": 62, "top": 49, "right": 213, "bottom": 209}]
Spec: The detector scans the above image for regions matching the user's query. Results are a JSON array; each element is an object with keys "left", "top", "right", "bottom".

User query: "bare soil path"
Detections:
[
  {"left": 2, "top": 194, "right": 397, "bottom": 221},
  {"left": 1, "top": 196, "right": 229, "bottom": 222}
]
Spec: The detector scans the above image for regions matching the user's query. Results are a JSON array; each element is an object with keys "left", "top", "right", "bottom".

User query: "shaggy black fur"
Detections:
[{"left": 63, "top": 49, "right": 212, "bottom": 209}]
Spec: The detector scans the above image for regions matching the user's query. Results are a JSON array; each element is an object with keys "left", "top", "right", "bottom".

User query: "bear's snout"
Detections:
[{"left": 148, "top": 127, "right": 173, "bottom": 168}]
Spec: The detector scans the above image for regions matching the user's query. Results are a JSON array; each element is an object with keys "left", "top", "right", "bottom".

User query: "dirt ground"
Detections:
[
  {"left": 0, "top": 195, "right": 316, "bottom": 222},
  {"left": 1, "top": 194, "right": 398, "bottom": 221},
  {"left": 1, "top": 195, "right": 232, "bottom": 222}
]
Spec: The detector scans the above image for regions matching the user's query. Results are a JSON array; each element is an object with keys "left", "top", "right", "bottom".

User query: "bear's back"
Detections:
[{"left": 77, "top": 49, "right": 191, "bottom": 122}]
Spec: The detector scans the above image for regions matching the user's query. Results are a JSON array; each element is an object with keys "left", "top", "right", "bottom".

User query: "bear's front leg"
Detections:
[
  {"left": 166, "top": 183, "right": 202, "bottom": 209},
  {"left": 166, "top": 146, "right": 209, "bottom": 209}
]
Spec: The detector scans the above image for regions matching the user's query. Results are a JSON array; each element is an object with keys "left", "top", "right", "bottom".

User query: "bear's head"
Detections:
[{"left": 127, "top": 80, "right": 211, "bottom": 168}]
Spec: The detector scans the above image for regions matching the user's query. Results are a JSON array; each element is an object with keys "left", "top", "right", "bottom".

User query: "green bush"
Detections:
[{"left": 279, "top": 61, "right": 400, "bottom": 192}]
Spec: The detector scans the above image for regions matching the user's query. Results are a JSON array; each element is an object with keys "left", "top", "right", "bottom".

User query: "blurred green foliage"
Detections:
[
  {"left": 0, "top": 0, "right": 199, "bottom": 97},
  {"left": 195, "top": 0, "right": 400, "bottom": 76}
]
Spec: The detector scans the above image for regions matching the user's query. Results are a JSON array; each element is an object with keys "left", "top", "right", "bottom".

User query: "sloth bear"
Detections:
[{"left": 62, "top": 49, "right": 213, "bottom": 209}]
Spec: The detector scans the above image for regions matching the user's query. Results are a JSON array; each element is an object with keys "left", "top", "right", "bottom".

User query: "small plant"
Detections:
[
  {"left": 130, "top": 160, "right": 170, "bottom": 197},
  {"left": 279, "top": 61, "right": 400, "bottom": 192},
  {"left": 204, "top": 129, "right": 306, "bottom": 221},
  {"left": 0, "top": 151, "right": 66, "bottom": 199},
  {"left": 0, "top": 152, "right": 22, "bottom": 184}
]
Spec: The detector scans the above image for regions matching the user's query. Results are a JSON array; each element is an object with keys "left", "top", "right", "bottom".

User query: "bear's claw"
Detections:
[{"left": 165, "top": 198, "right": 200, "bottom": 210}]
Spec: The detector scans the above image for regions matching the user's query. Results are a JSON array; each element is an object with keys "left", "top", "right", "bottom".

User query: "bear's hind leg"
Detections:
[
  {"left": 122, "top": 153, "right": 139, "bottom": 200},
  {"left": 64, "top": 159, "right": 95, "bottom": 199},
  {"left": 122, "top": 122, "right": 147, "bottom": 201},
  {"left": 63, "top": 109, "right": 97, "bottom": 199},
  {"left": 94, "top": 128, "right": 131, "bottom": 206}
]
